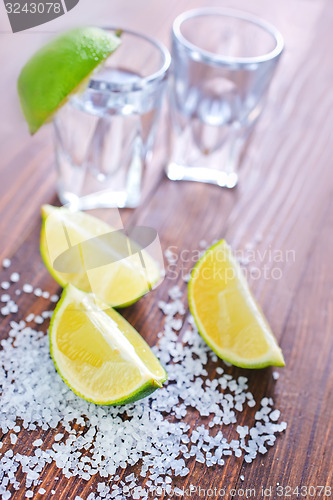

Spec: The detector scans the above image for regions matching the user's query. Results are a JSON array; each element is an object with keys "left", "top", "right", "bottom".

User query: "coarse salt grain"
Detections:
[
  {"left": 1, "top": 281, "right": 10, "bottom": 290},
  {"left": 10, "top": 272, "right": 20, "bottom": 283},
  {"left": 1, "top": 306, "right": 10, "bottom": 315},
  {"left": 273, "top": 371, "right": 280, "bottom": 380},
  {"left": 39, "top": 489, "right": 46, "bottom": 495},
  {"left": 10, "top": 433, "right": 18, "bottom": 444},
  {"left": 23, "top": 284, "right": 33, "bottom": 293},
  {"left": 9, "top": 303, "right": 18, "bottom": 314},
  {"left": 50, "top": 294, "right": 59, "bottom": 303},
  {"left": 270, "top": 410, "right": 280, "bottom": 422},
  {"left": 32, "top": 439, "right": 43, "bottom": 447},
  {"left": 2, "top": 258, "right": 11, "bottom": 268}
]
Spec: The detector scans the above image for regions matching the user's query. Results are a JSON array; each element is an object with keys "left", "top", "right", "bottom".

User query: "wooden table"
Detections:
[{"left": 0, "top": 0, "right": 332, "bottom": 498}]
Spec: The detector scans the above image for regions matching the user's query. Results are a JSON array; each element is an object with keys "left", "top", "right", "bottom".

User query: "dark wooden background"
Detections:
[{"left": 0, "top": 0, "right": 332, "bottom": 498}]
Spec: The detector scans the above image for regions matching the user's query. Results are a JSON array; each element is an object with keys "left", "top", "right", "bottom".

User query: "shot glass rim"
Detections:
[
  {"left": 89, "top": 27, "right": 171, "bottom": 92},
  {"left": 172, "top": 8, "right": 284, "bottom": 67}
]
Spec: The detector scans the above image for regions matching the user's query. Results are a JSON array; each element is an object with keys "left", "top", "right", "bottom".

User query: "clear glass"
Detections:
[
  {"left": 166, "top": 8, "right": 284, "bottom": 188},
  {"left": 54, "top": 28, "right": 171, "bottom": 210}
]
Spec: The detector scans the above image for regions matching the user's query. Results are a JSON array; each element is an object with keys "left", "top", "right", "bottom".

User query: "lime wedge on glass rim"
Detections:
[
  {"left": 49, "top": 284, "right": 166, "bottom": 405},
  {"left": 188, "top": 240, "right": 285, "bottom": 369},
  {"left": 40, "top": 204, "right": 161, "bottom": 308},
  {"left": 17, "top": 27, "right": 121, "bottom": 134}
]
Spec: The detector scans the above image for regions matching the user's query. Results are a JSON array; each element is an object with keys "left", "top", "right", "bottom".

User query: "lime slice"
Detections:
[
  {"left": 40, "top": 204, "right": 161, "bottom": 307},
  {"left": 49, "top": 284, "right": 166, "bottom": 405},
  {"left": 188, "top": 240, "right": 285, "bottom": 369},
  {"left": 17, "top": 27, "right": 121, "bottom": 134}
]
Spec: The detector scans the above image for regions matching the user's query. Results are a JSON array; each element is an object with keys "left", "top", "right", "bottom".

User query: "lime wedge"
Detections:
[
  {"left": 49, "top": 284, "right": 166, "bottom": 405},
  {"left": 188, "top": 240, "right": 285, "bottom": 369},
  {"left": 18, "top": 27, "right": 121, "bottom": 134},
  {"left": 40, "top": 204, "right": 161, "bottom": 307}
]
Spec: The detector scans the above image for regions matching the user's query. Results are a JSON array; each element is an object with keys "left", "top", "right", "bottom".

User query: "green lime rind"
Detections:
[
  {"left": 18, "top": 27, "right": 121, "bottom": 134},
  {"left": 49, "top": 285, "right": 167, "bottom": 406},
  {"left": 188, "top": 239, "right": 285, "bottom": 369}
]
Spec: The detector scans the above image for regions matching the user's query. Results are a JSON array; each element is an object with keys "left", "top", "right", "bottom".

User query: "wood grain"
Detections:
[{"left": 0, "top": 0, "right": 332, "bottom": 498}]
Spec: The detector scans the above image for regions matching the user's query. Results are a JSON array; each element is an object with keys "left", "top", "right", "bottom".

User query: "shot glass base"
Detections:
[
  {"left": 58, "top": 189, "right": 141, "bottom": 211},
  {"left": 166, "top": 163, "right": 238, "bottom": 189}
]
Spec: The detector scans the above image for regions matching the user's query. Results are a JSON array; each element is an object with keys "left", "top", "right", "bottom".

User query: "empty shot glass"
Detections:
[
  {"left": 166, "top": 8, "right": 284, "bottom": 188},
  {"left": 54, "top": 28, "right": 171, "bottom": 210}
]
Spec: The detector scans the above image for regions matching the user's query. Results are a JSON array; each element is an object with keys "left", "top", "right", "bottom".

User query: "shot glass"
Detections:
[
  {"left": 166, "top": 8, "right": 284, "bottom": 188},
  {"left": 54, "top": 28, "right": 171, "bottom": 210}
]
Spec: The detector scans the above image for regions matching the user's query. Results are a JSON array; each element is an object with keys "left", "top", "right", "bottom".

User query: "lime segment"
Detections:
[
  {"left": 49, "top": 284, "right": 166, "bottom": 405},
  {"left": 188, "top": 240, "right": 285, "bottom": 369},
  {"left": 40, "top": 204, "right": 161, "bottom": 307},
  {"left": 18, "top": 27, "right": 121, "bottom": 134}
]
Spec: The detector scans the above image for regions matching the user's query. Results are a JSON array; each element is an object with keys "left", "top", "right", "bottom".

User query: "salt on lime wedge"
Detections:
[
  {"left": 188, "top": 240, "right": 285, "bottom": 369},
  {"left": 17, "top": 27, "right": 121, "bottom": 134},
  {"left": 49, "top": 284, "right": 166, "bottom": 405},
  {"left": 40, "top": 204, "right": 161, "bottom": 308}
]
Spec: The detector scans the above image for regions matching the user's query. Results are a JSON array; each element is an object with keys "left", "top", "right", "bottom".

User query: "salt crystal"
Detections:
[
  {"left": 39, "top": 489, "right": 46, "bottom": 495},
  {"left": 25, "top": 491, "right": 33, "bottom": 498},
  {"left": 32, "top": 439, "right": 43, "bottom": 447},
  {"left": 269, "top": 410, "right": 280, "bottom": 422},
  {"left": 25, "top": 313, "right": 35, "bottom": 322},
  {"left": 23, "top": 284, "right": 33, "bottom": 293},
  {"left": 2, "top": 258, "right": 11, "bottom": 268},
  {"left": 273, "top": 371, "right": 280, "bottom": 380},
  {"left": 240, "top": 475, "right": 244, "bottom": 481},
  {"left": 34, "top": 316, "right": 44, "bottom": 325},
  {"left": 168, "top": 286, "right": 182, "bottom": 300},
  {"left": 1, "top": 294, "right": 10, "bottom": 302},
  {"left": 164, "top": 248, "right": 177, "bottom": 264},
  {"left": 9, "top": 303, "right": 18, "bottom": 313},
  {"left": 10, "top": 273, "right": 20, "bottom": 283},
  {"left": 42, "top": 291, "right": 50, "bottom": 299},
  {"left": 1, "top": 281, "right": 10, "bottom": 290},
  {"left": 50, "top": 294, "right": 59, "bottom": 303},
  {"left": 10, "top": 433, "right": 17, "bottom": 445},
  {"left": 34, "top": 288, "right": 42, "bottom": 297}
]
